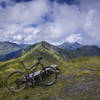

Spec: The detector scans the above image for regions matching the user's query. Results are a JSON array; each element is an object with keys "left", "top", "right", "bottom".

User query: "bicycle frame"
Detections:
[{"left": 20, "top": 59, "right": 44, "bottom": 80}]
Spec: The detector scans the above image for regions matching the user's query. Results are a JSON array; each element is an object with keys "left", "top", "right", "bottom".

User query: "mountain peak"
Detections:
[
  {"left": 59, "top": 41, "right": 82, "bottom": 50},
  {"left": 39, "top": 41, "right": 48, "bottom": 46}
]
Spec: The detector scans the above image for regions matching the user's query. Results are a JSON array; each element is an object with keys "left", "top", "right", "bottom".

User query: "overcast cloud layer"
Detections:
[{"left": 0, "top": 0, "right": 100, "bottom": 46}]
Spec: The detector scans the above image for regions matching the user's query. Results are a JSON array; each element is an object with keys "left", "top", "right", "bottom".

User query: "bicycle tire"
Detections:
[
  {"left": 6, "top": 71, "right": 26, "bottom": 92},
  {"left": 40, "top": 66, "right": 57, "bottom": 86}
]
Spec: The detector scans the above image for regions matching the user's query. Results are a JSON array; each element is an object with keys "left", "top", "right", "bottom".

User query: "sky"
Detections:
[{"left": 0, "top": 0, "right": 100, "bottom": 46}]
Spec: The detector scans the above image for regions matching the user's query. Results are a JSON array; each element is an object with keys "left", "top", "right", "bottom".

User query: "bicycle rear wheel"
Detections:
[
  {"left": 40, "top": 66, "right": 57, "bottom": 86},
  {"left": 6, "top": 71, "right": 26, "bottom": 92}
]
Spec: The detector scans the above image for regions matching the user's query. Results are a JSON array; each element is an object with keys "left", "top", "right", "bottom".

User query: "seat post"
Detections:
[
  {"left": 37, "top": 57, "right": 43, "bottom": 64},
  {"left": 38, "top": 58, "right": 41, "bottom": 64}
]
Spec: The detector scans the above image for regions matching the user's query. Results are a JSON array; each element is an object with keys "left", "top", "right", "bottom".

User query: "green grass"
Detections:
[{"left": 1, "top": 56, "right": 100, "bottom": 100}]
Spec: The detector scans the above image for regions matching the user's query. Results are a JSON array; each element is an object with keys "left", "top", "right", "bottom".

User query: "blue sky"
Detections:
[{"left": 0, "top": 0, "right": 100, "bottom": 46}]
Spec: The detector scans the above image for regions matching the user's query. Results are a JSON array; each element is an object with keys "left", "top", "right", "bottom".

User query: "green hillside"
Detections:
[
  {"left": 20, "top": 41, "right": 73, "bottom": 60},
  {"left": 0, "top": 41, "right": 100, "bottom": 100},
  {"left": 20, "top": 41, "right": 62, "bottom": 63}
]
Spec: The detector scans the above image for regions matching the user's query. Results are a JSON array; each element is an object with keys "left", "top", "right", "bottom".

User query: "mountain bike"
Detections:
[{"left": 6, "top": 57, "right": 57, "bottom": 92}]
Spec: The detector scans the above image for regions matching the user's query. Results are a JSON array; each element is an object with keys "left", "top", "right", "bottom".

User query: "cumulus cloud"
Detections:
[
  {"left": 0, "top": 0, "right": 100, "bottom": 46},
  {"left": 80, "top": 0, "right": 100, "bottom": 45},
  {"left": 0, "top": 0, "right": 50, "bottom": 25},
  {"left": 38, "top": 2, "right": 81, "bottom": 41}
]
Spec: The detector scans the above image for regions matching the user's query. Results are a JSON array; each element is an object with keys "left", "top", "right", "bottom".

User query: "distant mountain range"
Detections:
[
  {"left": 0, "top": 41, "right": 29, "bottom": 61},
  {"left": 58, "top": 42, "right": 82, "bottom": 50},
  {"left": 0, "top": 41, "right": 100, "bottom": 61}
]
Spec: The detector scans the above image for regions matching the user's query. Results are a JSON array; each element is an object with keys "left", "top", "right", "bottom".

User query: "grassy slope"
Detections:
[{"left": 0, "top": 56, "right": 100, "bottom": 100}]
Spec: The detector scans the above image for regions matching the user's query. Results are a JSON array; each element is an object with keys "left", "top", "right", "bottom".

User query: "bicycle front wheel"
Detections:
[
  {"left": 40, "top": 66, "right": 57, "bottom": 86},
  {"left": 6, "top": 71, "right": 26, "bottom": 92}
]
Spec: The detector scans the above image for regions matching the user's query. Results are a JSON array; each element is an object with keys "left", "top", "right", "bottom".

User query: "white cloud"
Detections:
[
  {"left": 80, "top": 0, "right": 100, "bottom": 45},
  {"left": 0, "top": 0, "right": 100, "bottom": 46},
  {"left": 34, "top": 2, "right": 82, "bottom": 42},
  {"left": 13, "top": 34, "right": 22, "bottom": 41},
  {"left": 0, "top": 0, "right": 50, "bottom": 25}
]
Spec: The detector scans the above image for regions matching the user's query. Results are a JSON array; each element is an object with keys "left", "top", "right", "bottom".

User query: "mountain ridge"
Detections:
[
  {"left": 21, "top": 41, "right": 100, "bottom": 60},
  {"left": 0, "top": 41, "right": 100, "bottom": 61}
]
